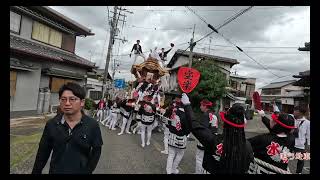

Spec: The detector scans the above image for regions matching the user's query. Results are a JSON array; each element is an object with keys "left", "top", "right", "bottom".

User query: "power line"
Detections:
[
  {"left": 219, "top": 33, "right": 282, "bottom": 78},
  {"left": 193, "top": 47, "right": 307, "bottom": 54},
  {"left": 128, "top": 6, "right": 291, "bottom": 12},
  {"left": 196, "top": 43, "right": 300, "bottom": 49},
  {"left": 127, "top": 24, "right": 193, "bottom": 31},
  {"left": 185, "top": 6, "right": 254, "bottom": 45},
  {"left": 187, "top": 6, "right": 285, "bottom": 78},
  {"left": 186, "top": 6, "right": 209, "bottom": 25}
]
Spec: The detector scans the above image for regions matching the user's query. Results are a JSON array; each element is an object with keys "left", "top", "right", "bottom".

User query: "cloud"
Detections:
[{"left": 50, "top": 6, "right": 310, "bottom": 89}]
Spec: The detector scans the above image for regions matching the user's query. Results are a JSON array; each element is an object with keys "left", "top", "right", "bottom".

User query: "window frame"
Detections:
[
  {"left": 89, "top": 91, "right": 102, "bottom": 101},
  {"left": 10, "top": 11, "right": 22, "bottom": 35}
]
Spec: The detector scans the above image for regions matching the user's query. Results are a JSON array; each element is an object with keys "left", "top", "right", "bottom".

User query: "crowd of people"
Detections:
[{"left": 92, "top": 89, "right": 310, "bottom": 174}]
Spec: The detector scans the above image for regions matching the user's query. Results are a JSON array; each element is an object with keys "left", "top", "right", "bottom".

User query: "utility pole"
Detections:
[
  {"left": 103, "top": 6, "right": 118, "bottom": 99},
  {"left": 208, "top": 36, "right": 212, "bottom": 54},
  {"left": 188, "top": 24, "right": 196, "bottom": 68},
  {"left": 103, "top": 6, "right": 133, "bottom": 99}
]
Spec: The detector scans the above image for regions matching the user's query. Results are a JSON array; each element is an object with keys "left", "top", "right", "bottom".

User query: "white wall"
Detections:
[
  {"left": 19, "top": 15, "right": 33, "bottom": 39},
  {"left": 281, "top": 98, "right": 294, "bottom": 105},
  {"left": 281, "top": 84, "right": 304, "bottom": 95}
]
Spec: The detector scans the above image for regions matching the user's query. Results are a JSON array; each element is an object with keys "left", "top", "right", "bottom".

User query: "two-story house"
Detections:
[
  {"left": 260, "top": 80, "right": 304, "bottom": 113},
  {"left": 228, "top": 74, "right": 256, "bottom": 105},
  {"left": 163, "top": 49, "right": 239, "bottom": 111},
  {"left": 10, "top": 6, "right": 97, "bottom": 118}
]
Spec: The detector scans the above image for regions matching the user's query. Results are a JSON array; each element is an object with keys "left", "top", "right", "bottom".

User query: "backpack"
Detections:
[{"left": 293, "top": 120, "right": 304, "bottom": 138}]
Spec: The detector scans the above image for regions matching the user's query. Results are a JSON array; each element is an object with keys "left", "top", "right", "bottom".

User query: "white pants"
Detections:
[
  {"left": 101, "top": 110, "right": 111, "bottom": 125},
  {"left": 163, "top": 127, "right": 169, "bottom": 152},
  {"left": 159, "top": 60, "right": 166, "bottom": 67},
  {"left": 166, "top": 146, "right": 185, "bottom": 174},
  {"left": 152, "top": 120, "right": 159, "bottom": 131},
  {"left": 133, "top": 121, "right": 142, "bottom": 133},
  {"left": 195, "top": 148, "right": 205, "bottom": 174},
  {"left": 119, "top": 115, "right": 132, "bottom": 134},
  {"left": 109, "top": 113, "right": 118, "bottom": 129},
  {"left": 133, "top": 53, "right": 146, "bottom": 65},
  {"left": 96, "top": 109, "right": 104, "bottom": 122},
  {"left": 140, "top": 123, "right": 153, "bottom": 145}
]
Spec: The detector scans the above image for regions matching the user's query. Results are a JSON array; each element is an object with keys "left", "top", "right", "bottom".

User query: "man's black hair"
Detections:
[
  {"left": 293, "top": 105, "right": 307, "bottom": 114},
  {"left": 271, "top": 113, "right": 295, "bottom": 135},
  {"left": 58, "top": 82, "right": 86, "bottom": 100}
]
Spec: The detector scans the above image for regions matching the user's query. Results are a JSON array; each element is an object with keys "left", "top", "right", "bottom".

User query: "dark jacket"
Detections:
[
  {"left": 119, "top": 100, "right": 134, "bottom": 119},
  {"left": 32, "top": 114, "right": 103, "bottom": 174},
  {"left": 197, "top": 112, "right": 217, "bottom": 150},
  {"left": 131, "top": 44, "right": 143, "bottom": 54},
  {"left": 166, "top": 104, "right": 191, "bottom": 136},
  {"left": 158, "top": 48, "right": 172, "bottom": 61},
  {"left": 138, "top": 101, "right": 156, "bottom": 125},
  {"left": 184, "top": 105, "right": 253, "bottom": 174}
]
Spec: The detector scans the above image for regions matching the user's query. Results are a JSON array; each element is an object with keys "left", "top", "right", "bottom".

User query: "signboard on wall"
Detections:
[{"left": 114, "top": 79, "right": 125, "bottom": 89}]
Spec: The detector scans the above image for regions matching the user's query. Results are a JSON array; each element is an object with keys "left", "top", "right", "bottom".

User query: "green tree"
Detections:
[
  {"left": 84, "top": 98, "right": 96, "bottom": 110},
  {"left": 189, "top": 60, "right": 228, "bottom": 113}
]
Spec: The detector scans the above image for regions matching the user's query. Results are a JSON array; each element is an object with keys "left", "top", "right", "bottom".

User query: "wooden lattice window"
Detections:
[{"left": 32, "top": 21, "right": 62, "bottom": 48}]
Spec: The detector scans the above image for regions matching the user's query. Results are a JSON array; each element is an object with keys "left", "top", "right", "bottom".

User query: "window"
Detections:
[
  {"left": 50, "top": 77, "right": 75, "bottom": 93},
  {"left": 49, "top": 28, "right": 62, "bottom": 47},
  {"left": 32, "top": 21, "right": 62, "bottom": 48},
  {"left": 10, "top": 11, "right": 21, "bottom": 33},
  {"left": 10, "top": 71, "right": 17, "bottom": 96},
  {"left": 89, "top": 91, "right": 102, "bottom": 100}
]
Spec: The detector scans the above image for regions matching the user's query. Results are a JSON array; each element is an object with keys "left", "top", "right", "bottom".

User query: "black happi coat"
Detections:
[
  {"left": 119, "top": 100, "right": 134, "bottom": 119},
  {"left": 138, "top": 101, "right": 156, "bottom": 125},
  {"left": 185, "top": 105, "right": 253, "bottom": 174},
  {"left": 165, "top": 104, "right": 191, "bottom": 137},
  {"left": 248, "top": 116, "right": 295, "bottom": 173}
]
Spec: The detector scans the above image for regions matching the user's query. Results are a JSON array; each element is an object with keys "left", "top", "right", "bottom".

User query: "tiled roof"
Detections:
[
  {"left": 10, "top": 58, "right": 39, "bottom": 71},
  {"left": 261, "top": 80, "right": 296, "bottom": 89},
  {"left": 167, "top": 49, "right": 239, "bottom": 68},
  {"left": 10, "top": 35, "right": 96, "bottom": 68}
]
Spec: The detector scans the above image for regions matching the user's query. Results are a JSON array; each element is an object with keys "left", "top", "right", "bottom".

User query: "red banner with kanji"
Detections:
[
  {"left": 252, "top": 91, "right": 262, "bottom": 110},
  {"left": 177, "top": 67, "right": 200, "bottom": 93}
]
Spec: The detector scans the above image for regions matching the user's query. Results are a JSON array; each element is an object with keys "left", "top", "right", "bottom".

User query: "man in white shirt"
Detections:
[{"left": 293, "top": 105, "right": 310, "bottom": 174}]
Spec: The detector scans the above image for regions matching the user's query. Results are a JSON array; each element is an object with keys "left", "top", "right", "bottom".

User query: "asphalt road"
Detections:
[{"left": 93, "top": 122, "right": 310, "bottom": 174}]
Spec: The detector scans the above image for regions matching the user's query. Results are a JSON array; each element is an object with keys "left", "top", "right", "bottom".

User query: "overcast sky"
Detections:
[{"left": 50, "top": 6, "right": 310, "bottom": 90}]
